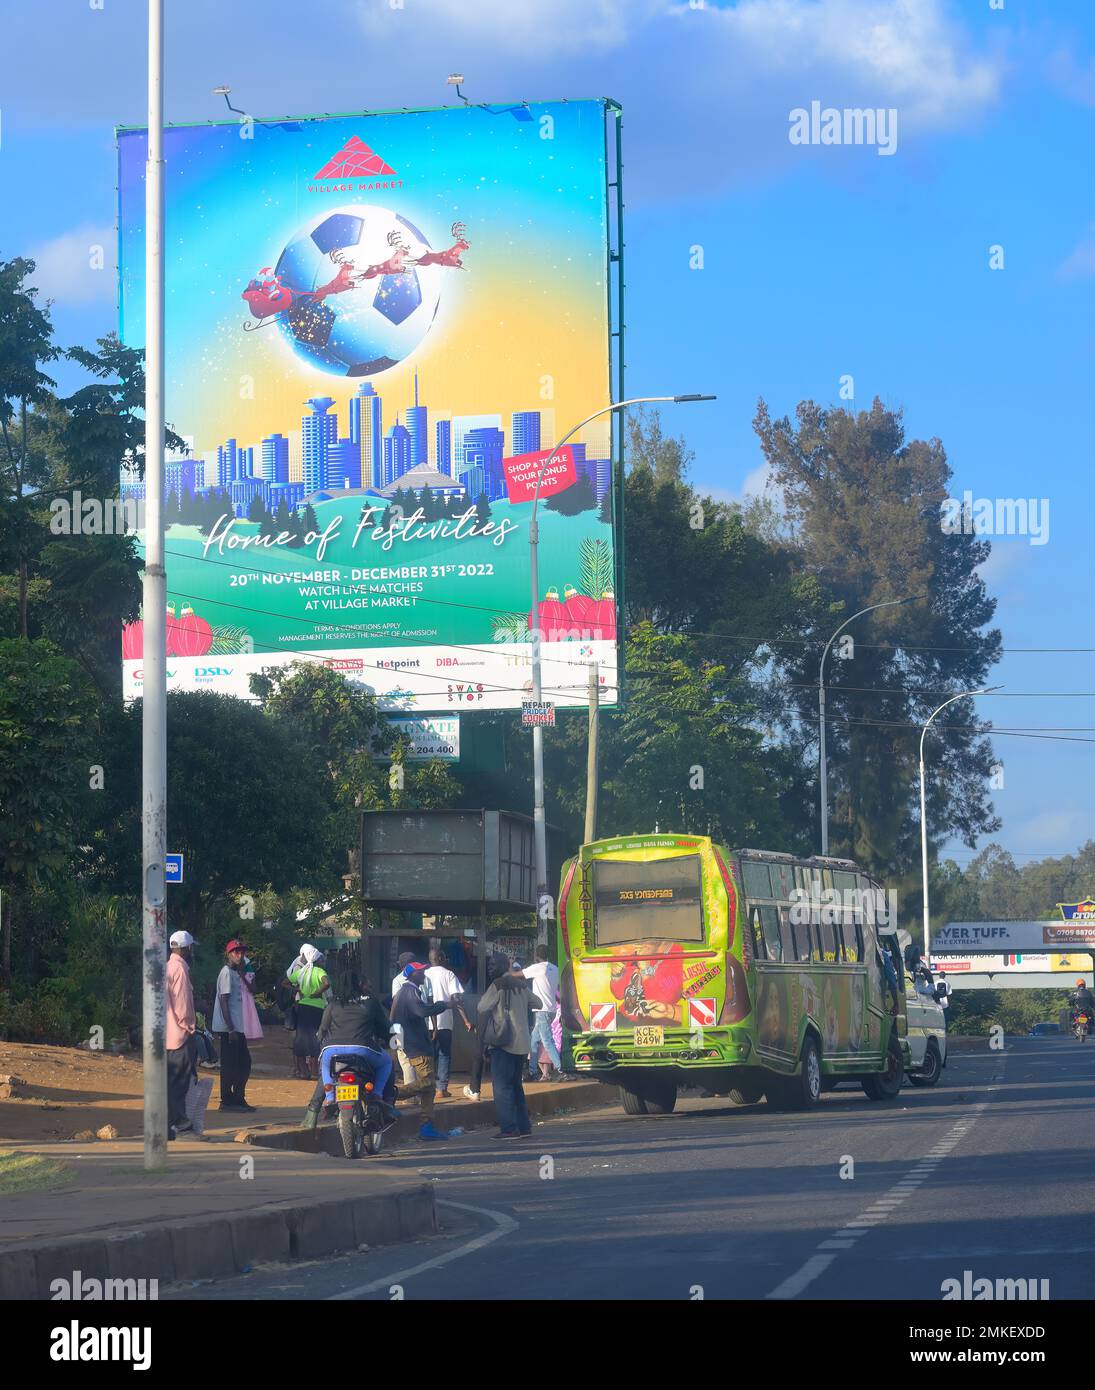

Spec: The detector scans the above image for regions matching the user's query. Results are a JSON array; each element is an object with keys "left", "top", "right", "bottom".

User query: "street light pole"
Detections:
[
  {"left": 528, "top": 393, "right": 714, "bottom": 939},
  {"left": 141, "top": 0, "right": 168, "bottom": 1170},
  {"left": 919, "top": 685, "right": 1002, "bottom": 961},
  {"left": 818, "top": 594, "right": 922, "bottom": 856}
]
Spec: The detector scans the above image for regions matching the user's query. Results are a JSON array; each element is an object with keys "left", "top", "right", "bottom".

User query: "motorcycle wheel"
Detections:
[
  {"left": 338, "top": 1107, "right": 364, "bottom": 1159},
  {"left": 363, "top": 1127, "right": 383, "bottom": 1156}
]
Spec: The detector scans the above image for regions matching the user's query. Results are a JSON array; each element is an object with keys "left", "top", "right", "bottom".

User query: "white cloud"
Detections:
[
  {"left": 716, "top": 0, "right": 1002, "bottom": 127},
  {"left": 27, "top": 225, "right": 115, "bottom": 307},
  {"left": 1058, "top": 223, "right": 1095, "bottom": 281},
  {"left": 740, "top": 460, "right": 775, "bottom": 498},
  {"left": 358, "top": 0, "right": 661, "bottom": 53}
]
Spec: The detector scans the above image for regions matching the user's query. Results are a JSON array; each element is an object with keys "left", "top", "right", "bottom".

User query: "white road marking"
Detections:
[
  {"left": 765, "top": 1252, "right": 837, "bottom": 1300},
  {"left": 765, "top": 1077, "right": 1002, "bottom": 1299},
  {"left": 328, "top": 1199, "right": 519, "bottom": 1300}
]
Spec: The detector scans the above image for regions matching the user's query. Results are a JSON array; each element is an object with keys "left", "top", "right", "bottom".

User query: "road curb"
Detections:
[
  {"left": 0, "top": 1181, "right": 435, "bottom": 1300},
  {"left": 241, "top": 1080, "right": 610, "bottom": 1156}
]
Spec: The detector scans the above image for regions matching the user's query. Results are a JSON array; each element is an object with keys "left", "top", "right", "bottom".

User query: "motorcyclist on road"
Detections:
[
  {"left": 1069, "top": 979, "right": 1095, "bottom": 1029},
  {"left": 300, "top": 975, "right": 396, "bottom": 1130}
]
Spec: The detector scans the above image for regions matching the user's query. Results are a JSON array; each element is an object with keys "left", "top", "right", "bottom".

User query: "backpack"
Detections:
[{"left": 479, "top": 986, "right": 514, "bottom": 1050}]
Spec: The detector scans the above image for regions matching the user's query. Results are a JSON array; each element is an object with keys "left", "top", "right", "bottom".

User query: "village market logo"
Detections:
[{"left": 310, "top": 135, "right": 403, "bottom": 193}]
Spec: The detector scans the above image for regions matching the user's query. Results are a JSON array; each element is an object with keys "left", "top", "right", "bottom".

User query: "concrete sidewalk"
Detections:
[
  {"left": 0, "top": 1138, "right": 434, "bottom": 1300},
  {"left": 243, "top": 1077, "right": 609, "bottom": 1156}
]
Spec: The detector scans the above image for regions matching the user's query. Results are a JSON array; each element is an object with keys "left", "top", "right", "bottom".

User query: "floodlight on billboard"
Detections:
[{"left": 116, "top": 101, "right": 621, "bottom": 712}]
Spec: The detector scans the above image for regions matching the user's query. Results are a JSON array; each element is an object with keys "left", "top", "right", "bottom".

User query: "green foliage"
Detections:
[
  {"left": 0, "top": 638, "right": 97, "bottom": 885},
  {"left": 578, "top": 536, "right": 613, "bottom": 599},
  {"left": 754, "top": 397, "right": 1002, "bottom": 880},
  {"left": 545, "top": 474, "right": 596, "bottom": 516},
  {"left": 946, "top": 988, "right": 1066, "bottom": 1037}
]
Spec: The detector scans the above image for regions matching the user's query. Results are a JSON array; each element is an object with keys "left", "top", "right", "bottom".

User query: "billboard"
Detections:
[
  {"left": 117, "top": 102, "right": 619, "bottom": 711},
  {"left": 936, "top": 921, "right": 1095, "bottom": 953}
]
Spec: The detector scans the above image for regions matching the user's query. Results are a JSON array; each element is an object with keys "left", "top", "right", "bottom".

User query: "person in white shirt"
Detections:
[
  {"left": 523, "top": 944, "right": 563, "bottom": 1081},
  {"left": 390, "top": 952, "right": 419, "bottom": 1086},
  {"left": 424, "top": 948, "right": 473, "bottom": 1098}
]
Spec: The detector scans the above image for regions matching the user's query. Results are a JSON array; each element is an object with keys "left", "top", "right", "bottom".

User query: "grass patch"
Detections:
[{"left": 0, "top": 1148, "right": 71, "bottom": 1194}]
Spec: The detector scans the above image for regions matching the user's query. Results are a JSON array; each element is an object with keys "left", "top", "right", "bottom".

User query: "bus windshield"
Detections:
[{"left": 592, "top": 855, "right": 705, "bottom": 945}]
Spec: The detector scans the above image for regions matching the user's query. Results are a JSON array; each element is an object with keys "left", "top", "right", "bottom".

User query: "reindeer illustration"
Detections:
[{"left": 412, "top": 222, "right": 470, "bottom": 269}]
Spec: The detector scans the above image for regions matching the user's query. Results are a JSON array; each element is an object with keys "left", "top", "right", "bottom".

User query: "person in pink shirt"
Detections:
[{"left": 166, "top": 930, "right": 198, "bottom": 1138}]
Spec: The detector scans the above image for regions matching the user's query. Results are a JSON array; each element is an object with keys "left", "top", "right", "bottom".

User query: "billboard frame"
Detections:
[{"left": 115, "top": 97, "right": 624, "bottom": 715}]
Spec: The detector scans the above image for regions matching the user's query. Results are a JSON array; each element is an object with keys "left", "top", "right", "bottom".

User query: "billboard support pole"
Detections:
[
  {"left": 528, "top": 395, "right": 713, "bottom": 940},
  {"left": 584, "top": 662, "right": 599, "bottom": 843},
  {"left": 141, "top": 0, "right": 168, "bottom": 1171}
]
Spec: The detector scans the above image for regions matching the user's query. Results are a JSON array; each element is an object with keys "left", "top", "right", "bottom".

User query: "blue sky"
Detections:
[{"left": 3, "top": 0, "right": 1093, "bottom": 872}]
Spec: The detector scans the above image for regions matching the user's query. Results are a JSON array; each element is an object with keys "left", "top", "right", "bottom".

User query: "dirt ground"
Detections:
[{"left": 0, "top": 1032, "right": 472, "bottom": 1142}]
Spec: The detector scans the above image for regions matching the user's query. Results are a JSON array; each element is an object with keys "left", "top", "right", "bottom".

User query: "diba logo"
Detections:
[{"left": 313, "top": 137, "right": 396, "bottom": 181}]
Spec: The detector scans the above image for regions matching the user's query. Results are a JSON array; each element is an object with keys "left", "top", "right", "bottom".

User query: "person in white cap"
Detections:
[{"left": 166, "top": 931, "right": 197, "bottom": 1138}]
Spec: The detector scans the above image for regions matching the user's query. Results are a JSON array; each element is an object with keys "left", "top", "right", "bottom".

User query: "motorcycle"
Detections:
[
  {"left": 330, "top": 1054, "right": 396, "bottom": 1158},
  {"left": 1074, "top": 1012, "right": 1090, "bottom": 1043}
]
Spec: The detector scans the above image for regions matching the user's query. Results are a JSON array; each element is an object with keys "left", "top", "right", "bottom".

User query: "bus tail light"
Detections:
[
  {"left": 712, "top": 847, "right": 737, "bottom": 952},
  {"left": 558, "top": 859, "right": 577, "bottom": 959}
]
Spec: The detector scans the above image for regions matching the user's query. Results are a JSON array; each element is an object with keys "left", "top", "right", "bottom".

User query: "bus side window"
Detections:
[
  {"left": 833, "top": 918, "right": 849, "bottom": 962},
  {"left": 777, "top": 907, "right": 796, "bottom": 963},
  {"left": 790, "top": 917, "right": 814, "bottom": 962},
  {"left": 759, "top": 905, "right": 781, "bottom": 962},
  {"left": 750, "top": 905, "right": 766, "bottom": 960},
  {"left": 850, "top": 921, "right": 865, "bottom": 962},
  {"left": 816, "top": 918, "right": 838, "bottom": 963}
]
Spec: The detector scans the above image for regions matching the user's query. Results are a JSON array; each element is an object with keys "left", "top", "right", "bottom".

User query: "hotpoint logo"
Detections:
[
  {"left": 310, "top": 137, "right": 402, "bottom": 192},
  {"left": 377, "top": 658, "right": 419, "bottom": 670}
]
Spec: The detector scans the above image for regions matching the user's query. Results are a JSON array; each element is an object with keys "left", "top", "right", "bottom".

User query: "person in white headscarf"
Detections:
[{"left": 286, "top": 944, "right": 330, "bottom": 1080}]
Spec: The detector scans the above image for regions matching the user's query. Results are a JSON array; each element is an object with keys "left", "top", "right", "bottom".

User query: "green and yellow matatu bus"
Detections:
[{"left": 558, "top": 833, "right": 908, "bottom": 1115}]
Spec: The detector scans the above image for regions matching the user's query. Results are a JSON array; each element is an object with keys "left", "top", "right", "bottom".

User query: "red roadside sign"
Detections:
[{"left": 502, "top": 447, "right": 577, "bottom": 504}]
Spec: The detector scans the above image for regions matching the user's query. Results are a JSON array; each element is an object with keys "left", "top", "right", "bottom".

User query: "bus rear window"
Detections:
[{"left": 592, "top": 856, "right": 705, "bottom": 944}]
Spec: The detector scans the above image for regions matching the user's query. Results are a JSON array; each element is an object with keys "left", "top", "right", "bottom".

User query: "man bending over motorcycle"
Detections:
[{"left": 301, "top": 975, "right": 396, "bottom": 1130}]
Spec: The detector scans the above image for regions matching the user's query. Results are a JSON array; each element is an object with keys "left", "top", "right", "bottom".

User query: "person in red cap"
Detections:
[{"left": 213, "top": 939, "right": 255, "bottom": 1112}]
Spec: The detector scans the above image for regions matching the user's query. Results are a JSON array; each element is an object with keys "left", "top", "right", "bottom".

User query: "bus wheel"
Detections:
[
  {"left": 619, "top": 1086, "right": 649, "bottom": 1116},
  {"left": 644, "top": 1081, "right": 677, "bottom": 1115},
  {"left": 728, "top": 1082, "right": 764, "bottom": 1106},
  {"left": 861, "top": 1033, "right": 904, "bottom": 1100},
  {"left": 908, "top": 1041, "right": 942, "bottom": 1087}
]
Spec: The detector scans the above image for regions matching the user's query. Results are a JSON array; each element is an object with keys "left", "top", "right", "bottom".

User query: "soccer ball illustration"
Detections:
[{"left": 272, "top": 205, "right": 443, "bottom": 376}]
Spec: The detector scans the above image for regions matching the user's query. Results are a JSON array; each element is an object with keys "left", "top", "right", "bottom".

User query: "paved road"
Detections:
[{"left": 169, "top": 1037, "right": 1095, "bottom": 1301}]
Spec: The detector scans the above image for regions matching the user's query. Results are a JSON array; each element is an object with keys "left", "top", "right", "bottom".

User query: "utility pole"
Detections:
[
  {"left": 142, "top": 0, "right": 168, "bottom": 1170},
  {"left": 584, "top": 663, "right": 600, "bottom": 843},
  {"left": 528, "top": 394, "right": 714, "bottom": 944}
]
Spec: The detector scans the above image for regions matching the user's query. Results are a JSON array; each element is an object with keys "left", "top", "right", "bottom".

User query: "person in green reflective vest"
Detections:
[{"left": 286, "top": 944, "right": 331, "bottom": 1081}]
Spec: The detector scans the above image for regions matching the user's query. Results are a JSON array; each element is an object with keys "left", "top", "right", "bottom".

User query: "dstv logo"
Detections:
[{"left": 194, "top": 667, "right": 233, "bottom": 681}]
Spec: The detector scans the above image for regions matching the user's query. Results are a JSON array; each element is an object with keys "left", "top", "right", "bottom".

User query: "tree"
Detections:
[
  {"left": 0, "top": 258, "right": 59, "bottom": 637},
  {"left": 545, "top": 474, "right": 596, "bottom": 515},
  {"left": 299, "top": 502, "right": 319, "bottom": 538},
  {"left": 598, "top": 488, "right": 613, "bottom": 525},
  {"left": 754, "top": 397, "right": 1002, "bottom": 881},
  {"left": 0, "top": 639, "right": 96, "bottom": 984},
  {"left": 85, "top": 690, "right": 342, "bottom": 938},
  {"left": 247, "top": 493, "right": 267, "bottom": 525},
  {"left": 474, "top": 492, "right": 492, "bottom": 525}
]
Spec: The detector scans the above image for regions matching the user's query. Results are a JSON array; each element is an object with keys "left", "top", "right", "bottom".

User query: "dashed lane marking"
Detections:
[{"left": 765, "top": 1084, "right": 1001, "bottom": 1300}]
